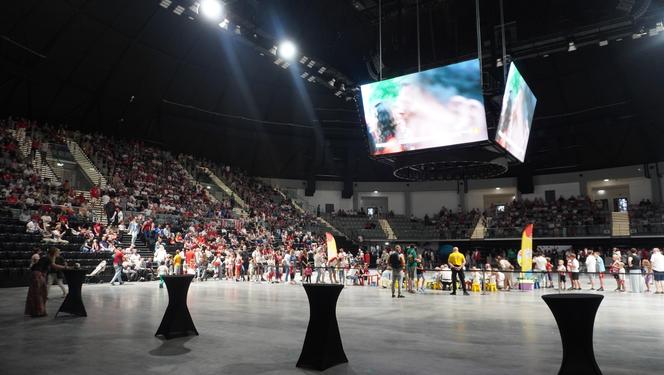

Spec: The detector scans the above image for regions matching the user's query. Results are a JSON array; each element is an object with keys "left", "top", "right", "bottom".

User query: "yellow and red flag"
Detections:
[
  {"left": 325, "top": 232, "right": 338, "bottom": 261},
  {"left": 517, "top": 224, "right": 533, "bottom": 272}
]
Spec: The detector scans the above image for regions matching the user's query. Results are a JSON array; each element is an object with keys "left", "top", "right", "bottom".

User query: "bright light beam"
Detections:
[
  {"left": 200, "top": 0, "right": 222, "bottom": 20},
  {"left": 278, "top": 40, "right": 297, "bottom": 60}
]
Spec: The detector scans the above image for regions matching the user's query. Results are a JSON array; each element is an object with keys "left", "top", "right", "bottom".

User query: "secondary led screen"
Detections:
[
  {"left": 495, "top": 62, "right": 537, "bottom": 162},
  {"left": 360, "top": 59, "right": 488, "bottom": 155}
]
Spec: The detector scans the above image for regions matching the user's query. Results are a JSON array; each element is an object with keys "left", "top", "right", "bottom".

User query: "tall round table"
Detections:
[
  {"left": 296, "top": 283, "right": 348, "bottom": 371},
  {"left": 56, "top": 269, "right": 87, "bottom": 317},
  {"left": 542, "top": 294, "right": 603, "bottom": 375},
  {"left": 155, "top": 274, "right": 199, "bottom": 339}
]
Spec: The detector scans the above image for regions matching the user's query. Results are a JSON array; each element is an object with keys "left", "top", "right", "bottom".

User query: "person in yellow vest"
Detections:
[
  {"left": 448, "top": 247, "right": 469, "bottom": 295},
  {"left": 173, "top": 250, "right": 183, "bottom": 275}
]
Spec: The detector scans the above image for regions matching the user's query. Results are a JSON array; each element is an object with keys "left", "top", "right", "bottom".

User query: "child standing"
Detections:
[
  {"left": 557, "top": 260, "right": 567, "bottom": 291},
  {"left": 157, "top": 261, "right": 169, "bottom": 289},
  {"left": 416, "top": 256, "right": 425, "bottom": 293},
  {"left": 304, "top": 263, "right": 313, "bottom": 283},
  {"left": 618, "top": 262, "right": 626, "bottom": 292}
]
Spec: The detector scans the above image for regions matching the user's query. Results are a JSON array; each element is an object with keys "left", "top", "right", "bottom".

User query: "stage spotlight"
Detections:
[
  {"left": 495, "top": 187, "right": 501, "bottom": 190},
  {"left": 599, "top": 39, "right": 608, "bottom": 46},
  {"left": 567, "top": 41, "right": 576, "bottom": 52},
  {"left": 218, "top": 18, "right": 229, "bottom": 29},
  {"left": 200, "top": 0, "right": 222, "bottom": 20},
  {"left": 496, "top": 58, "right": 503, "bottom": 67},
  {"left": 603, "top": 179, "right": 610, "bottom": 182},
  {"left": 278, "top": 40, "right": 297, "bottom": 60},
  {"left": 56, "top": 162, "right": 64, "bottom": 167}
]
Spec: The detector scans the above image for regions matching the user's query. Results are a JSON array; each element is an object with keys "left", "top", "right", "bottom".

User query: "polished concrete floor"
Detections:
[{"left": 1, "top": 279, "right": 663, "bottom": 375}]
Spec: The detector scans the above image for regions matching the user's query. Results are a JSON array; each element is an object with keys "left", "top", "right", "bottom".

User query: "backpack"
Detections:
[{"left": 389, "top": 252, "right": 401, "bottom": 269}]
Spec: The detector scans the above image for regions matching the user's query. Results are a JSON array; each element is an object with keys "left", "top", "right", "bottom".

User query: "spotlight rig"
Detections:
[{"left": 158, "top": 0, "right": 358, "bottom": 102}]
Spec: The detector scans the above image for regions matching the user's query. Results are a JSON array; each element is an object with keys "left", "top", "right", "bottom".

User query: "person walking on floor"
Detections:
[
  {"left": 650, "top": 248, "right": 664, "bottom": 294},
  {"left": 448, "top": 247, "right": 469, "bottom": 295},
  {"left": 389, "top": 246, "right": 405, "bottom": 298},
  {"left": 109, "top": 247, "right": 125, "bottom": 285}
]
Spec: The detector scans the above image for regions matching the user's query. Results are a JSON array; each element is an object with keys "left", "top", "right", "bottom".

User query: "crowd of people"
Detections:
[
  {"left": 485, "top": 196, "right": 611, "bottom": 237},
  {"left": 4, "top": 116, "right": 664, "bottom": 319}
]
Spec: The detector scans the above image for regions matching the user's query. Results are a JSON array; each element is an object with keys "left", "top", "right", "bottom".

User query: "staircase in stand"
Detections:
[
  {"left": 379, "top": 219, "right": 397, "bottom": 240},
  {"left": 33, "top": 150, "right": 60, "bottom": 183},
  {"left": 117, "top": 233, "right": 152, "bottom": 258},
  {"left": 273, "top": 187, "right": 345, "bottom": 237},
  {"left": 179, "top": 161, "right": 220, "bottom": 204},
  {"left": 13, "top": 128, "right": 31, "bottom": 158},
  {"left": 65, "top": 138, "right": 107, "bottom": 188},
  {"left": 200, "top": 166, "right": 247, "bottom": 209},
  {"left": 78, "top": 190, "right": 107, "bottom": 225},
  {"left": 611, "top": 211, "right": 630, "bottom": 237},
  {"left": 470, "top": 215, "right": 487, "bottom": 240}
]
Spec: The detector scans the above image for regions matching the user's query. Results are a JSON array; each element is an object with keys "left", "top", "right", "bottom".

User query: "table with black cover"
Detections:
[
  {"left": 56, "top": 269, "right": 87, "bottom": 317},
  {"left": 542, "top": 293, "right": 604, "bottom": 375},
  {"left": 297, "top": 283, "right": 348, "bottom": 371},
  {"left": 155, "top": 274, "right": 198, "bottom": 339}
]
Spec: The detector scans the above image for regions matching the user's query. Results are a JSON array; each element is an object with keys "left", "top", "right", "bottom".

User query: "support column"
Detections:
[
  {"left": 352, "top": 190, "right": 359, "bottom": 211},
  {"left": 579, "top": 174, "right": 588, "bottom": 197},
  {"left": 404, "top": 190, "right": 412, "bottom": 217},
  {"left": 649, "top": 164, "right": 662, "bottom": 204},
  {"left": 458, "top": 180, "right": 467, "bottom": 213}
]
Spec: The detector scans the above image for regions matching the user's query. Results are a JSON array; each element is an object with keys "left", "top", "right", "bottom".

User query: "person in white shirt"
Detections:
[
  {"left": 650, "top": 248, "right": 664, "bottom": 294},
  {"left": 533, "top": 253, "right": 547, "bottom": 288},
  {"left": 128, "top": 218, "right": 140, "bottom": 246},
  {"left": 585, "top": 250, "right": 597, "bottom": 290},
  {"left": 26, "top": 219, "right": 42, "bottom": 234},
  {"left": 567, "top": 253, "right": 581, "bottom": 290},
  {"left": 157, "top": 262, "right": 169, "bottom": 289},
  {"left": 314, "top": 249, "right": 326, "bottom": 283}
]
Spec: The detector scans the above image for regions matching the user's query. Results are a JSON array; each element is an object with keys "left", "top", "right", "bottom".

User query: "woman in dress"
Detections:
[{"left": 25, "top": 247, "right": 68, "bottom": 317}]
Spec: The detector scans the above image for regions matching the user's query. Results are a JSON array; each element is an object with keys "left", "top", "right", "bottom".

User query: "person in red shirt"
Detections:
[{"left": 109, "top": 248, "right": 125, "bottom": 285}]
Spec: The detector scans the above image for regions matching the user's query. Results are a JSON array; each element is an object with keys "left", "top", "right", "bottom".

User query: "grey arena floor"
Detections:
[{"left": 2, "top": 279, "right": 663, "bottom": 375}]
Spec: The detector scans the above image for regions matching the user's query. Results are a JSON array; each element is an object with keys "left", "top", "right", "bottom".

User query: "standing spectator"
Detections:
[
  {"left": 314, "top": 248, "right": 325, "bottom": 283},
  {"left": 157, "top": 262, "right": 169, "bottom": 289},
  {"left": 497, "top": 256, "right": 514, "bottom": 291},
  {"left": 650, "top": 248, "right": 664, "bottom": 294},
  {"left": 25, "top": 248, "right": 67, "bottom": 317},
  {"left": 593, "top": 250, "right": 606, "bottom": 291},
  {"left": 557, "top": 260, "right": 567, "bottom": 290},
  {"left": 128, "top": 218, "right": 139, "bottom": 246},
  {"left": 627, "top": 248, "right": 643, "bottom": 293},
  {"left": 448, "top": 247, "right": 469, "bottom": 296},
  {"left": 406, "top": 245, "right": 417, "bottom": 293},
  {"left": 173, "top": 250, "right": 183, "bottom": 275},
  {"left": 109, "top": 248, "right": 125, "bottom": 286},
  {"left": 585, "top": 250, "right": 597, "bottom": 290},
  {"left": 389, "top": 245, "right": 405, "bottom": 298},
  {"left": 567, "top": 253, "right": 581, "bottom": 290}
]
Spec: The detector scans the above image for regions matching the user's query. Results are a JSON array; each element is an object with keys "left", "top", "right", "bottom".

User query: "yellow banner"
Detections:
[
  {"left": 325, "top": 232, "right": 338, "bottom": 261},
  {"left": 517, "top": 224, "right": 533, "bottom": 272}
]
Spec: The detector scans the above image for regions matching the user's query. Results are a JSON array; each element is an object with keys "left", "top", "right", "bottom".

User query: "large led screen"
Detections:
[
  {"left": 495, "top": 62, "right": 537, "bottom": 162},
  {"left": 360, "top": 59, "right": 488, "bottom": 156}
]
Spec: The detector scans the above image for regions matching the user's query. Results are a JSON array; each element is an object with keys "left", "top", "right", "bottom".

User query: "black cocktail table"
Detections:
[
  {"left": 56, "top": 269, "right": 87, "bottom": 317},
  {"left": 155, "top": 274, "right": 198, "bottom": 339},
  {"left": 296, "top": 283, "right": 348, "bottom": 371},
  {"left": 542, "top": 294, "right": 604, "bottom": 375}
]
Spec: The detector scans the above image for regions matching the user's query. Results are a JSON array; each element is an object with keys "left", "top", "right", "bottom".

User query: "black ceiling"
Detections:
[{"left": 1, "top": 0, "right": 663, "bottom": 181}]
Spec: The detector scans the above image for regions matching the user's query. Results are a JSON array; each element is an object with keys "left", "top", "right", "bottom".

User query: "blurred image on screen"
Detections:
[
  {"left": 360, "top": 59, "right": 488, "bottom": 156},
  {"left": 495, "top": 62, "right": 537, "bottom": 162}
]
